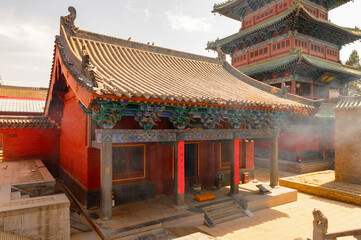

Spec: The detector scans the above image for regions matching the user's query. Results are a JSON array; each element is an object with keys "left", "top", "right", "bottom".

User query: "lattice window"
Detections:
[
  {"left": 220, "top": 142, "right": 231, "bottom": 168},
  {"left": 112, "top": 145, "right": 145, "bottom": 180}
]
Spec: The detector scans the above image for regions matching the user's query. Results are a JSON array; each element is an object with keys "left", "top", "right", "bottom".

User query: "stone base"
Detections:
[
  {"left": 0, "top": 194, "right": 70, "bottom": 240},
  {"left": 237, "top": 186, "right": 298, "bottom": 212},
  {"left": 255, "top": 157, "right": 333, "bottom": 174},
  {"left": 280, "top": 171, "right": 361, "bottom": 206},
  {"left": 59, "top": 167, "right": 156, "bottom": 208}
]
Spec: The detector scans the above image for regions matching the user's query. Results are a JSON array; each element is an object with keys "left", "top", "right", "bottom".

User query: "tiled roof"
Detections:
[
  {"left": 0, "top": 85, "right": 48, "bottom": 99},
  {"left": 239, "top": 53, "right": 361, "bottom": 77},
  {"left": 207, "top": 4, "right": 361, "bottom": 50},
  {"left": 335, "top": 96, "right": 361, "bottom": 110},
  {"left": 56, "top": 15, "right": 319, "bottom": 111},
  {"left": 0, "top": 97, "right": 45, "bottom": 113},
  {"left": 0, "top": 116, "right": 58, "bottom": 129}
]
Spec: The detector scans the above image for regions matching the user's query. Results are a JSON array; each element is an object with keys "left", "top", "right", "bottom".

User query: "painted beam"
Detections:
[{"left": 94, "top": 129, "right": 279, "bottom": 145}]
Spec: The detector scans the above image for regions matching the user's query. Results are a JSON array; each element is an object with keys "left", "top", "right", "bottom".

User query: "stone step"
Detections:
[
  {"left": 233, "top": 198, "right": 254, "bottom": 217},
  {"left": 213, "top": 212, "right": 245, "bottom": 225},
  {"left": 112, "top": 222, "right": 162, "bottom": 239},
  {"left": 114, "top": 227, "right": 171, "bottom": 240},
  {"left": 208, "top": 206, "right": 244, "bottom": 221},
  {"left": 11, "top": 191, "right": 21, "bottom": 200},
  {"left": 163, "top": 226, "right": 202, "bottom": 238},
  {"left": 202, "top": 201, "right": 234, "bottom": 212},
  {"left": 206, "top": 204, "right": 239, "bottom": 217}
]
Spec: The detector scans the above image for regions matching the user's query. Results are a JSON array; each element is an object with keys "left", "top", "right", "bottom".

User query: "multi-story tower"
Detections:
[{"left": 208, "top": 0, "right": 361, "bottom": 168}]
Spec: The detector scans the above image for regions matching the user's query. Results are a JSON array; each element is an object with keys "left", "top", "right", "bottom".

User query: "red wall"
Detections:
[
  {"left": 1, "top": 128, "right": 59, "bottom": 175},
  {"left": 59, "top": 93, "right": 89, "bottom": 189},
  {"left": 255, "top": 131, "right": 319, "bottom": 151}
]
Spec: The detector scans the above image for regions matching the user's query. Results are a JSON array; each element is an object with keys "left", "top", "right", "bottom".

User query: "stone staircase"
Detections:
[{"left": 200, "top": 198, "right": 254, "bottom": 228}]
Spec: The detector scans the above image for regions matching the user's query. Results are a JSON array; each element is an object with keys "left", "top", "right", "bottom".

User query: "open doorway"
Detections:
[{"left": 185, "top": 142, "right": 199, "bottom": 190}]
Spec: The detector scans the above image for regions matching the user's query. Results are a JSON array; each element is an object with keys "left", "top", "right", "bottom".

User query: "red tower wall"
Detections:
[
  {"left": 241, "top": 0, "right": 327, "bottom": 30},
  {"left": 232, "top": 37, "right": 339, "bottom": 68}
]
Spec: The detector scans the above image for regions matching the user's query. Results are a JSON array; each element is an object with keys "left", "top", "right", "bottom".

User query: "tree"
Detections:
[{"left": 345, "top": 50, "right": 361, "bottom": 95}]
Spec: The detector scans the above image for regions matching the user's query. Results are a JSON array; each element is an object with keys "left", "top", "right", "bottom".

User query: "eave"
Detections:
[
  {"left": 208, "top": 4, "right": 361, "bottom": 52},
  {"left": 213, "top": 0, "right": 354, "bottom": 20},
  {"left": 239, "top": 53, "right": 361, "bottom": 79}
]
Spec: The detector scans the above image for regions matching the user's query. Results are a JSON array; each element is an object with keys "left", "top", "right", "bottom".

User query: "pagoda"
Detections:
[{"left": 208, "top": 0, "right": 361, "bottom": 166}]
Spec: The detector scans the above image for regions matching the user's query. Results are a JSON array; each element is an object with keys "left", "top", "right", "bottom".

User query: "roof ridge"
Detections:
[
  {"left": 0, "top": 85, "right": 48, "bottom": 90},
  {"left": 70, "top": 34, "right": 221, "bottom": 66},
  {"left": 71, "top": 29, "right": 220, "bottom": 65}
]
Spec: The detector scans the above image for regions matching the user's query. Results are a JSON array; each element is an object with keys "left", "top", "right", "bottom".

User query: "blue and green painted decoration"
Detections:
[{"left": 82, "top": 98, "right": 307, "bottom": 130}]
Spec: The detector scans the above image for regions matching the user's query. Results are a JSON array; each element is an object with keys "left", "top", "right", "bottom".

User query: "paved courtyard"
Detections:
[
  {"left": 198, "top": 191, "right": 361, "bottom": 240},
  {"left": 71, "top": 168, "right": 361, "bottom": 239},
  {"left": 195, "top": 168, "right": 361, "bottom": 240}
]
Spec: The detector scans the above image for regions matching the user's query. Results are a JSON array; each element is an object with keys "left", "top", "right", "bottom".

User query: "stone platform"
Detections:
[
  {"left": 72, "top": 182, "right": 296, "bottom": 240},
  {"left": 0, "top": 160, "right": 70, "bottom": 240},
  {"left": 279, "top": 170, "right": 361, "bottom": 206},
  {"left": 0, "top": 159, "right": 55, "bottom": 187},
  {"left": 255, "top": 157, "right": 333, "bottom": 174}
]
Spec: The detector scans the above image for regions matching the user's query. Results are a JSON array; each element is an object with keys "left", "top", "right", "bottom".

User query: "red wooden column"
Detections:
[
  {"left": 244, "top": 140, "right": 254, "bottom": 169},
  {"left": 230, "top": 139, "right": 240, "bottom": 194},
  {"left": 309, "top": 83, "right": 314, "bottom": 99},
  {"left": 290, "top": 80, "right": 296, "bottom": 94},
  {"left": 174, "top": 141, "right": 185, "bottom": 205}
]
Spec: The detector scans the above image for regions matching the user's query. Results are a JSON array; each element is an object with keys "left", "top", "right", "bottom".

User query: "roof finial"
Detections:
[
  {"left": 61, "top": 6, "right": 78, "bottom": 33},
  {"left": 216, "top": 44, "right": 226, "bottom": 63}
]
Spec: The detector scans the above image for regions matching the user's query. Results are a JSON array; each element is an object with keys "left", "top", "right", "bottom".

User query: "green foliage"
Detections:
[
  {"left": 345, "top": 50, "right": 361, "bottom": 68},
  {"left": 345, "top": 50, "right": 361, "bottom": 95}
]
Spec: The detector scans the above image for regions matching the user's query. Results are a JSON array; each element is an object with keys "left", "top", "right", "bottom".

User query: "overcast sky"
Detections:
[{"left": 0, "top": 0, "right": 360, "bottom": 87}]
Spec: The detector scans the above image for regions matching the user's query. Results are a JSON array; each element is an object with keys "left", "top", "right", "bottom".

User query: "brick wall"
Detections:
[
  {"left": 1, "top": 128, "right": 59, "bottom": 176},
  {"left": 59, "top": 94, "right": 89, "bottom": 189},
  {"left": 0, "top": 194, "right": 70, "bottom": 240},
  {"left": 335, "top": 110, "right": 361, "bottom": 184}
]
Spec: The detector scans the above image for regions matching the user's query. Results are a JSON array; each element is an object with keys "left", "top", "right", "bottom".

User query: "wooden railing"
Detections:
[{"left": 312, "top": 209, "right": 361, "bottom": 240}]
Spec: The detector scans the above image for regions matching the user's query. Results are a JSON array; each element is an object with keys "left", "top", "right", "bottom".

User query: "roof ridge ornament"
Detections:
[
  {"left": 81, "top": 44, "right": 98, "bottom": 87},
  {"left": 216, "top": 44, "right": 226, "bottom": 63},
  {"left": 61, "top": 6, "right": 79, "bottom": 33}
]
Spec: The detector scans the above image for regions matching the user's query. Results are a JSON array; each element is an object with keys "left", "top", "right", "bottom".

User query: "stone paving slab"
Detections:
[
  {"left": 0, "top": 160, "right": 55, "bottom": 188},
  {"left": 196, "top": 192, "right": 361, "bottom": 240}
]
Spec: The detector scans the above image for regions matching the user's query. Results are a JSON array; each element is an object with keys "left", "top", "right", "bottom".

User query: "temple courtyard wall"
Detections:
[
  {"left": 0, "top": 128, "right": 59, "bottom": 176},
  {"left": 335, "top": 108, "right": 361, "bottom": 184},
  {"left": 0, "top": 194, "right": 70, "bottom": 240}
]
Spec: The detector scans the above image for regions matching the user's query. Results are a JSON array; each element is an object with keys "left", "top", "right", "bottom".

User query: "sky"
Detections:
[{"left": 0, "top": 0, "right": 360, "bottom": 87}]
